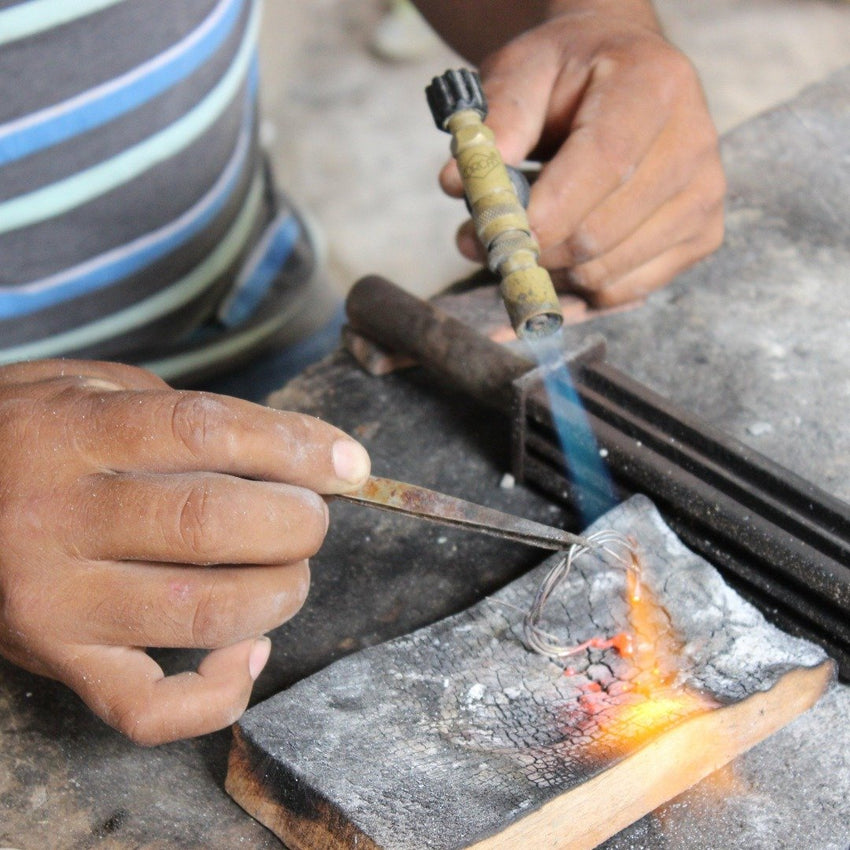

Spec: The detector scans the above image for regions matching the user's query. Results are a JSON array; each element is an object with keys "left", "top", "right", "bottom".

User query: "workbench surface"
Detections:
[{"left": 2, "top": 67, "right": 850, "bottom": 850}]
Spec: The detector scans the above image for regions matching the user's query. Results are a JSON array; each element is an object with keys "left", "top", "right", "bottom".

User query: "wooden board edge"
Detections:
[
  {"left": 225, "top": 725, "right": 381, "bottom": 850},
  {"left": 466, "top": 659, "right": 836, "bottom": 850}
]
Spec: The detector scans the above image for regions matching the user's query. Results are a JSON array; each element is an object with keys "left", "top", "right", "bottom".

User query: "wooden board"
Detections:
[{"left": 226, "top": 496, "right": 833, "bottom": 850}]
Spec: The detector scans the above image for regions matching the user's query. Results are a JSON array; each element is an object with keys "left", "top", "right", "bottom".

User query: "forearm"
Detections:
[{"left": 411, "top": 0, "right": 661, "bottom": 63}]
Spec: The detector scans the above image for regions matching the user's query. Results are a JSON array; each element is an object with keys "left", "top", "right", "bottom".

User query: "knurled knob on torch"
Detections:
[{"left": 425, "top": 69, "right": 563, "bottom": 340}]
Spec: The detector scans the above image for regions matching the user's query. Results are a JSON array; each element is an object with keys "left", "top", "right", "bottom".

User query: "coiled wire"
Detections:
[{"left": 523, "top": 530, "right": 641, "bottom": 658}]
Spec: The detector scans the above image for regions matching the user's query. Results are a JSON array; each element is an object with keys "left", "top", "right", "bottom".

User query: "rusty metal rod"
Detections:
[
  {"left": 335, "top": 475, "right": 591, "bottom": 549},
  {"left": 346, "top": 275, "right": 531, "bottom": 412}
]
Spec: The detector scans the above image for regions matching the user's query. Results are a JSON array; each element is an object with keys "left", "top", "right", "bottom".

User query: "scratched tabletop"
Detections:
[{"left": 2, "top": 67, "right": 850, "bottom": 850}]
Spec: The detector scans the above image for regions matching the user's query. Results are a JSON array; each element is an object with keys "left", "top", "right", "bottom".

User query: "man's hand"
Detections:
[
  {"left": 434, "top": 4, "right": 726, "bottom": 306},
  {"left": 0, "top": 360, "right": 370, "bottom": 745}
]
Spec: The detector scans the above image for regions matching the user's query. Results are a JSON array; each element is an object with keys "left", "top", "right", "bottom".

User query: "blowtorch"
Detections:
[{"left": 425, "top": 68, "right": 563, "bottom": 340}]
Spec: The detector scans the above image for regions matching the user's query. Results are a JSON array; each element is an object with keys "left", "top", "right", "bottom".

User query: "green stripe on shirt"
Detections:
[
  {"left": 0, "top": 0, "right": 260, "bottom": 235},
  {"left": 0, "top": 167, "right": 264, "bottom": 362},
  {"left": 0, "top": 0, "right": 129, "bottom": 46}
]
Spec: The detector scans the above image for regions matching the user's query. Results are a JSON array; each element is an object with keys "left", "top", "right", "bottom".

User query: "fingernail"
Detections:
[
  {"left": 332, "top": 439, "right": 370, "bottom": 484},
  {"left": 249, "top": 637, "right": 272, "bottom": 681}
]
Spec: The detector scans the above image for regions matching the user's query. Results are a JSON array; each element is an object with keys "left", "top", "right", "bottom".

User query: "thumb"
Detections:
[
  {"left": 63, "top": 638, "right": 271, "bottom": 745},
  {"left": 479, "top": 67, "right": 553, "bottom": 166}
]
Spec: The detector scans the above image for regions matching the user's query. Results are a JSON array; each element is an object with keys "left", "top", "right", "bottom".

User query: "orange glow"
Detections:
[
  {"left": 600, "top": 692, "right": 709, "bottom": 749},
  {"left": 576, "top": 555, "right": 716, "bottom": 752}
]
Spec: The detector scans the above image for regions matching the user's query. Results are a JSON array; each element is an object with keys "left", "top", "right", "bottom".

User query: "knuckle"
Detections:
[
  {"left": 659, "top": 45, "right": 697, "bottom": 86},
  {"left": 275, "top": 411, "right": 332, "bottom": 458},
  {"left": 570, "top": 257, "right": 611, "bottom": 293},
  {"left": 293, "top": 562, "right": 311, "bottom": 609},
  {"left": 175, "top": 481, "right": 220, "bottom": 562},
  {"left": 276, "top": 489, "right": 328, "bottom": 561},
  {"left": 299, "top": 500, "right": 329, "bottom": 556},
  {"left": 684, "top": 184, "right": 726, "bottom": 255},
  {"left": 225, "top": 694, "right": 251, "bottom": 728},
  {"left": 126, "top": 727, "right": 163, "bottom": 747},
  {"left": 700, "top": 212, "right": 726, "bottom": 255},
  {"left": 706, "top": 164, "right": 728, "bottom": 205},
  {"left": 191, "top": 582, "right": 236, "bottom": 648},
  {"left": 585, "top": 287, "right": 621, "bottom": 310},
  {"left": 594, "top": 132, "right": 635, "bottom": 186},
  {"left": 479, "top": 38, "right": 526, "bottom": 79},
  {"left": 567, "top": 224, "right": 601, "bottom": 264},
  {"left": 677, "top": 170, "right": 725, "bottom": 246},
  {"left": 644, "top": 44, "right": 700, "bottom": 108},
  {"left": 691, "top": 144, "right": 726, "bottom": 197},
  {"left": 169, "top": 393, "right": 233, "bottom": 459},
  {"left": 108, "top": 697, "right": 160, "bottom": 747},
  {"left": 124, "top": 719, "right": 167, "bottom": 747},
  {"left": 261, "top": 562, "right": 311, "bottom": 632},
  {"left": 282, "top": 561, "right": 311, "bottom": 619}
]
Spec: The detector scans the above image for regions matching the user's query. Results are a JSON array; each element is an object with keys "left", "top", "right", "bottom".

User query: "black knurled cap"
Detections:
[{"left": 425, "top": 68, "right": 488, "bottom": 132}]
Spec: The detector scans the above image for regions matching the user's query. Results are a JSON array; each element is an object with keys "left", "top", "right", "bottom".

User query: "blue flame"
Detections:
[{"left": 526, "top": 334, "right": 618, "bottom": 527}]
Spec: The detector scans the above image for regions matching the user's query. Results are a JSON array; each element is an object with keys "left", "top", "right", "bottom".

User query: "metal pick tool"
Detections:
[{"left": 335, "top": 476, "right": 592, "bottom": 550}]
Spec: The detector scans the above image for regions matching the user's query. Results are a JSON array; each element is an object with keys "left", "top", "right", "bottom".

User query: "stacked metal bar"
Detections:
[
  {"left": 514, "top": 351, "right": 850, "bottom": 678},
  {"left": 346, "top": 275, "right": 850, "bottom": 678}
]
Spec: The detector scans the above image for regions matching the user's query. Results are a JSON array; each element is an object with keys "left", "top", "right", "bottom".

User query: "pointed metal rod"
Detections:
[{"left": 335, "top": 476, "right": 591, "bottom": 550}]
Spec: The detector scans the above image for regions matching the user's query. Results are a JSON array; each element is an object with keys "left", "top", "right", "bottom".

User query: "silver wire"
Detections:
[{"left": 523, "top": 530, "right": 641, "bottom": 658}]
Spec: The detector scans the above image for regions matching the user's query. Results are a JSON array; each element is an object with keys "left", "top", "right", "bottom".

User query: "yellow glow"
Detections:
[
  {"left": 602, "top": 692, "right": 710, "bottom": 748},
  {"left": 589, "top": 557, "right": 716, "bottom": 751}
]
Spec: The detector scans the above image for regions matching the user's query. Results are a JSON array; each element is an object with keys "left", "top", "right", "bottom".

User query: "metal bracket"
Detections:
[{"left": 510, "top": 334, "right": 606, "bottom": 486}]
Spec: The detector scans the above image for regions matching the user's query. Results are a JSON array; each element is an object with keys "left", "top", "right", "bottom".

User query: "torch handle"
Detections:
[{"left": 425, "top": 69, "right": 562, "bottom": 339}]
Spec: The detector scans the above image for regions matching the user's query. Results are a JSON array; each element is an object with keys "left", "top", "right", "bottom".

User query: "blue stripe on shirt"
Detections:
[
  {"left": 0, "top": 63, "right": 259, "bottom": 319},
  {"left": 0, "top": 0, "right": 245, "bottom": 165},
  {"left": 0, "top": 0, "right": 261, "bottom": 236},
  {"left": 217, "top": 211, "right": 302, "bottom": 327}
]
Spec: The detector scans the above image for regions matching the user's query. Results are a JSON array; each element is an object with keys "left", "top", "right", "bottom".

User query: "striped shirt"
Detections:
[{"left": 0, "top": 0, "right": 308, "bottom": 376}]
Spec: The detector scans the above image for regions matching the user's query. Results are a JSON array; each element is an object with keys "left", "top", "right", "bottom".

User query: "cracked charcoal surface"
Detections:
[{"left": 237, "top": 496, "right": 831, "bottom": 850}]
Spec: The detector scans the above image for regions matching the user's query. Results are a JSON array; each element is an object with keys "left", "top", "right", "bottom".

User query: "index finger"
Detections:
[
  {"left": 526, "top": 64, "right": 669, "bottom": 253},
  {"left": 66, "top": 388, "right": 371, "bottom": 494}
]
